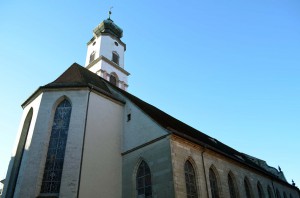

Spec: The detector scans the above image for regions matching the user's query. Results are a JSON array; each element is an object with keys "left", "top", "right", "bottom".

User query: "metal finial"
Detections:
[{"left": 109, "top": 6, "right": 113, "bottom": 19}]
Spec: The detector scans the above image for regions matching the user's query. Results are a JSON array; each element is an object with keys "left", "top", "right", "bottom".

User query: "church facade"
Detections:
[{"left": 2, "top": 16, "right": 299, "bottom": 198}]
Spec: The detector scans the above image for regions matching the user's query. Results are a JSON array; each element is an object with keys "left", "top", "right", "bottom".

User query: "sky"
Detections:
[{"left": 0, "top": 0, "right": 299, "bottom": 187}]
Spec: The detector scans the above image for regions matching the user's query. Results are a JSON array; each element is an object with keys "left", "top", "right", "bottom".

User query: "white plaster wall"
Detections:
[
  {"left": 85, "top": 37, "right": 101, "bottom": 66},
  {"left": 99, "top": 35, "right": 124, "bottom": 68},
  {"left": 11, "top": 90, "right": 89, "bottom": 198},
  {"left": 78, "top": 92, "right": 124, "bottom": 198},
  {"left": 2, "top": 93, "right": 42, "bottom": 198},
  {"left": 88, "top": 60, "right": 128, "bottom": 85},
  {"left": 121, "top": 98, "right": 169, "bottom": 152},
  {"left": 85, "top": 35, "right": 125, "bottom": 69}
]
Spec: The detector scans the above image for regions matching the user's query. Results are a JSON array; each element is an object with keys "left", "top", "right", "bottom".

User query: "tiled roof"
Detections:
[{"left": 41, "top": 63, "right": 293, "bottom": 187}]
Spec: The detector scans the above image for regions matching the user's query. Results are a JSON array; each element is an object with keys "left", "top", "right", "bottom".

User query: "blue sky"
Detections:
[{"left": 0, "top": 0, "right": 299, "bottom": 186}]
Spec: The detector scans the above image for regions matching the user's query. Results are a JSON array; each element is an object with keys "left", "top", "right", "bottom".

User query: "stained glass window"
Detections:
[
  {"left": 136, "top": 161, "right": 152, "bottom": 198},
  {"left": 244, "top": 178, "right": 252, "bottom": 198},
  {"left": 257, "top": 182, "right": 264, "bottom": 198},
  {"left": 268, "top": 185, "right": 274, "bottom": 198},
  {"left": 228, "top": 173, "right": 237, "bottom": 198},
  {"left": 276, "top": 189, "right": 281, "bottom": 198},
  {"left": 184, "top": 161, "right": 198, "bottom": 198},
  {"left": 40, "top": 99, "right": 71, "bottom": 194},
  {"left": 209, "top": 168, "right": 220, "bottom": 198}
]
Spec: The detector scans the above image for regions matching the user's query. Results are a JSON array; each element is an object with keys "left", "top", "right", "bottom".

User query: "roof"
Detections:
[
  {"left": 93, "top": 18, "right": 123, "bottom": 39},
  {"left": 34, "top": 63, "right": 295, "bottom": 188}
]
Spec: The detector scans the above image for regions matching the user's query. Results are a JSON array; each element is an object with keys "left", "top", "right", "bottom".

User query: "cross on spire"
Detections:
[{"left": 109, "top": 6, "right": 113, "bottom": 19}]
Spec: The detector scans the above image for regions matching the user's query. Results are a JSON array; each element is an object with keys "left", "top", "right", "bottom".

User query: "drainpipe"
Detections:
[
  {"left": 201, "top": 147, "right": 209, "bottom": 198},
  {"left": 76, "top": 87, "right": 92, "bottom": 198}
]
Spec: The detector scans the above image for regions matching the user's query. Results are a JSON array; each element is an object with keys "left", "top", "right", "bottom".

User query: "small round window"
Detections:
[{"left": 114, "top": 41, "right": 119, "bottom": 46}]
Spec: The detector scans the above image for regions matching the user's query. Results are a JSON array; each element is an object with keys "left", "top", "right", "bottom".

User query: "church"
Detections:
[{"left": 2, "top": 14, "right": 300, "bottom": 198}]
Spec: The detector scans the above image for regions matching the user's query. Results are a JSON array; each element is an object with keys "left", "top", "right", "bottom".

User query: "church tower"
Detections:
[{"left": 85, "top": 12, "right": 130, "bottom": 90}]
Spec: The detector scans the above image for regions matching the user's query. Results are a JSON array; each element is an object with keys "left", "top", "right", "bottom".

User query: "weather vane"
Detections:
[{"left": 109, "top": 6, "right": 113, "bottom": 19}]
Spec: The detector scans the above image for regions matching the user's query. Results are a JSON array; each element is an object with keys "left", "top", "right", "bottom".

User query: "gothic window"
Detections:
[
  {"left": 136, "top": 161, "right": 152, "bottom": 198},
  {"left": 112, "top": 51, "right": 119, "bottom": 65},
  {"left": 290, "top": 194, "right": 293, "bottom": 198},
  {"left": 257, "top": 182, "right": 264, "bottom": 198},
  {"left": 209, "top": 167, "right": 220, "bottom": 198},
  {"left": 228, "top": 173, "right": 238, "bottom": 198},
  {"left": 40, "top": 99, "right": 72, "bottom": 194},
  {"left": 109, "top": 73, "right": 118, "bottom": 86},
  {"left": 184, "top": 160, "right": 198, "bottom": 198},
  {"left": 89, "top": 51, "right": 95, "bottom": 63},
  {"left": 268, "top": 185, "right": 274, "bottom": 198},
  {"left": 244, "top": 177, "right": 252, "bottom": 198},
  {"left": 283, "top": 192, "right": 287, "bottom": 198},
  {"left": 276, "top": 189, "right": 281, "bottom": 198},
  {"left": 6, "top": 108, "right": 33, "bottom": 198}
]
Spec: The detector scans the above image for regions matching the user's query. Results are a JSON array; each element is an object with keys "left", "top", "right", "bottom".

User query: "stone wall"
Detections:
[{"left": 170, "top": 135, "right": 299, "bottom": 198}]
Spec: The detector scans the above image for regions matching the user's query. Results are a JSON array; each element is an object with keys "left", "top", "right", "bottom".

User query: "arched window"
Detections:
[
  {"left": 40, "top": 99, "right": 72, "bottom": 194},
  {"left": 109, "top": 73, "right": 118, "bottom": 86},
  {"left": 6, "top": 108, "right": 33, "bottom": 198},
  {"left": 244, "top": 177, "right": 252, "bottom": 198},
  {"left": 283, "top": 192, "right": 287, "bottom": 198},
  {"left": 276, "top": 189, "right": 281, "bottom": 198},
  {"left": 136, "top": 161, "right": 152, "bottom": 197},
  {"left": 89, "top": 51, "right": 95, "bottom": 63},
  {"left": 228, "top": 172, "right": 238, "bottom": 198},
  {"left": 267, "top": 185, "right": 274, "bottom": 198},
  {"left": 289, "top": 193, "right": 293, "bottom": 198},
  {"left": 112, "top": 51, "right": 119, "bottom": 65},
  {"left": 184, "top": 160, "right": 198, "bottom": 198},
  {"left": 257, "top": 182, "right": 264, "bottom": 198},
  {"left": 209, "top": 167, "right": 220, "bottom": 198}
]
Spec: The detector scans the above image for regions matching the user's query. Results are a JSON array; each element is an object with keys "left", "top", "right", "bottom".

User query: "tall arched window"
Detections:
[
  {"left": 283, "top": 192, "right": 287, "bottom": 198},
  {"left": 228, "top": 172, "right": 238, "bottom": 198},
  {"left": 184, "top": 160, "right": 198, "bottom": 198},
  {"left": 244, "top": 177, "right": 252, "bottom": 198},
  {"left": 276, "top": 189, "right": 281, "bottom": 198},
  {"left": 257, "top": 182, "right": 264, "bottom": 198},
  {"left": 112, "top": 51, "right": 119, "bottom": 65},
  {"left": 40, "top": 99, "right": 72, "bottom": 194},
  {"left": 267, "top": 185, "right": 274, "bottom": 198},
  {"left": 289, "top": 193, "right": 293, "bottom": 198},
  {"left": 136, "top": 160, "right": 152, "bottom": 198},
  {"left": 6, "top": 108, "right": 33, "bottom": 198},
  {"left": 209, "top": 167, "right": 220, "bottom": 198}
]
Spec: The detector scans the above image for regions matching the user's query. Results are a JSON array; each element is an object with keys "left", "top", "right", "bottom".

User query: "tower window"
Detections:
[
  {"left": 89, "top": 51, "right": 95, "bottom": 63},
  {"left": 112, "top": 52, "right": 119, "bottom": 65},
  {"left": 109, "top": 73, "right": 118, "bottom": 86},
  {"left": 114, "top": 41, "right": 119, "bottom": 46}
]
